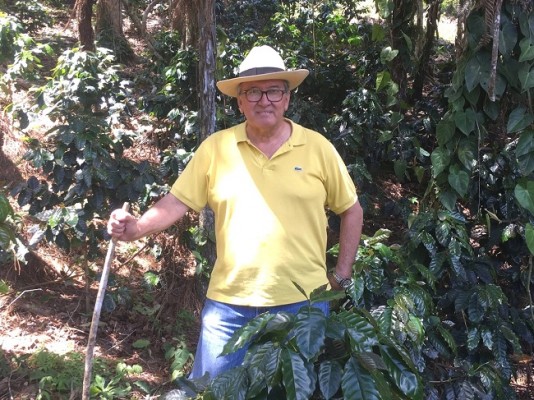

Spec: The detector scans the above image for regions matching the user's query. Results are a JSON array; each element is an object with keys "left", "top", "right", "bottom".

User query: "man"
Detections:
[{"left": 107, "top": 45, "right": 364, "bottom": 380}]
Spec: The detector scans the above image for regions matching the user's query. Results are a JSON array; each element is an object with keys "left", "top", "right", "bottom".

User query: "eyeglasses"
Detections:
[{"left": 240, "top": 88, "right": 287, "bottom": 102}]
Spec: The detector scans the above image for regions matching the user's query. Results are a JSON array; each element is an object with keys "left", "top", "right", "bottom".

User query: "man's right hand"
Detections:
[
  {"left": 107, "top": 208, "right": 138, "bottom": 242},
  {"left": 106, "top": 193, "right": 191, "bottom": 243}
]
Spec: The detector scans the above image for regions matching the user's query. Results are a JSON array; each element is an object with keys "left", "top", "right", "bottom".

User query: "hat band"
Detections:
[{"left": 239, "top": 67, "right": 285, "bottom": 77}]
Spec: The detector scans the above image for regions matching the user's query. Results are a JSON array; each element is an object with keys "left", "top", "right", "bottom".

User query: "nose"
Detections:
[{"left": 257, "top": 92, "right": 272, "bottom": 105}]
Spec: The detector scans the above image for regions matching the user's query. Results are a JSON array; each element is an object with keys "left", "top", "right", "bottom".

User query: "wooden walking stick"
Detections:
[{"left": 82, "top": 202, "right": 129, "bottom": 400}]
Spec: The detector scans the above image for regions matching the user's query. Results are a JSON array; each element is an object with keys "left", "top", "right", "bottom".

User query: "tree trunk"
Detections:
[
  {"left": 75, "top": 0, "right": 95, "bottom": 52},
  {"left": 96, "top": 0, "right": 123, "bottom": 35},
  {"left": 389, "top": 0, "right": 417, "bottom": 103},
  {"left": 171, "top": 0, "right": 197, "bottom": 46},
  {"left": 197, "top": 0, "right": 217, "bottom": 268},
  {"left": 95, "top": 0, "right": 134, "bottom": 62},
  {"left": 198, "top": 0, "right": 216, "bottom": 142},
  {"left": 411, "top": 0, "right": 441, "bottom": 100}
]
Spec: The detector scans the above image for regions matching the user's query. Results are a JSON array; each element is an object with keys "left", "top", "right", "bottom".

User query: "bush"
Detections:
[
  {"left": 0, "top": 11, "right": 24, "bottom": 64},
  {"left": 0, "top": 192, "right": 27, "bottom": 265},
  {"left": 206, "top": 287, "right": 424, "bottom": 400},
  {"left": 11, "top": 47, "right": 161, "bottom": 253},
  {"left": 6, "top": 0, "right": 52, "bottom": 33}
]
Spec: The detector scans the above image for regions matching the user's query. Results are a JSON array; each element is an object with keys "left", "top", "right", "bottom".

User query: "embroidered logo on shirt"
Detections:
[{"left": 294, "top": 166, "right": 303, "bottom": 171}]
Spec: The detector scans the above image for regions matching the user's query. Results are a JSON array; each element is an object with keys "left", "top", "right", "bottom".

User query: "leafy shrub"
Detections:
[
  {"left": 28, "top": 350, "right": 85, "bottom": 398},
  {"left": 0, "top": 192, "right": 27, "bottom": 265},
  {"left": 0, "top": 11, "right": 53, "bottom": 118},
  {"left": 0, "top": 35, "right": 54, "bottom": 112},
  {"left": 152, "top": 30, "right": 184, "bottom": 66},
  {"left": 0, "top": 11, "right": 24, "bottom": 63},
  {"left": 6, "top": 0, "right": 52, "bottom": 33},
  {"left": 204, "top": 286, "right": 423, "bottom": 400},
  {"left": 6, "top": 349, "right": 146, "bottom": 399},
  {"left": 90, "top": 362, "right": 145, "bottom": 399},
  {"left": 11, "top": 47, "right": 161, "bottom": 253},
  {"left": 140, "top": 46, "right": 200, "bottom": 154},
  {"left": 424, "top": 9, "right": 534, "bottom": 389},
  {"left": 164, "top": 339, "right": 193, "bottom": 381},
  {"left": 402, "top": 209, "right": 528, "bottom": 398}
]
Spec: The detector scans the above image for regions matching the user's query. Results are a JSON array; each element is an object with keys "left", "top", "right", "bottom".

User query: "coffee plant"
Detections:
[
  {"left": 0, "top": 11, "right": 23, "bottom": 64},
  {"left": 0, "top": 193, "right": 27, "bottom": 264},
  {"left": 205, "top": 285, "right": 423, "bottom": 400},
  {"left": 11, "top": 47, "right": 160, "bottom": 253},
  {"left": 416, "top": 4, "right": 534, "bottom": 395}
]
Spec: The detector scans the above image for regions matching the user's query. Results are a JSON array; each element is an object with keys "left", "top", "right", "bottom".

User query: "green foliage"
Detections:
[
  {"left": 0, "top": 9, "right": 50, "bottom": 112},
  {"left": 441, "top": 0, "right": 460, "bottom": 18},
  {"left": 433, "top": 4, "right": 534, "bottom": 213},
  {"left": 27, "top": 350, "right": 85, "bottom": 398},
  {"left": 0, "top": 278, "right": 10, "bottom": 293},
  {"left": 328, "top": 223, "right": 526, "bottom": 398},
  {"left": 185, "top": 224, "right": 214, "bottom": 278},
  {"left": 0, "top": 11, "right": 24, "bottom": 63},
  {"left": 201, "top": 295, "right": 423, "bottom": 400},
  {"left": 327, "top": 88, "right": 392, "bottom": 187},
  {"left": 141, "top": 46, "right": 200, "bottom": 150},
  {"left": 11, "top": 47, "right": 160, "bottom": 253},
  {"left": 1, "top": 36, "right": 54, "bottom": 93},
  {"left": 0, "top": 192, "right": 16, "bottom": 253},
  {"left": 2, "top": 1, "right": 534, "bottom": 399},
  {"left": 90, "top": 363, "right": 144, "bottom": 399},
  {"left": 164, "top": 339, "right": 193, "bottom": 381},
  {"left": 422, "top": 7, "right": 534, "bottom": 391},
  {"left": 4, "top": 0, "right": 52, "bottom": 33},
  {"left": 1, "top": 349, "right": 147, "bottom": 399},
  {"left": 0, "top": 192, "right": 28, "bottom": 264},
  {"left": 403, "top": 209, "right": 529, "bottom": 397}
]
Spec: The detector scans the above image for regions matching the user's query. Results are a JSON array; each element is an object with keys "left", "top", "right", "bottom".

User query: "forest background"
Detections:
[{"left": 1, "top": 0, "right": 534, "bottom": 399}]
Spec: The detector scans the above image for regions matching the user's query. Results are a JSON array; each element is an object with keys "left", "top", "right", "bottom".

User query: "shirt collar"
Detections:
[{"left": 235, "top": 119, "right": 307, "bottom": 146}]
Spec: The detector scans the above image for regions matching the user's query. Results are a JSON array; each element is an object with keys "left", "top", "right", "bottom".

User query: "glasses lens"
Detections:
[
  {"left": 244, "top": 89, "right": 285, "bottom": 102},
  {"left": 266, "top": 89, "right": 284, "bottom": 102},
  {"left": 245, "top": 89, "right": 262, "bottom": 102}
]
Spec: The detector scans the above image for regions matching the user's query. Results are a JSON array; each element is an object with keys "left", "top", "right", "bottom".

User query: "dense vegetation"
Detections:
[{"left": 1, "top": 0, "right": 534, "bottom": 398}]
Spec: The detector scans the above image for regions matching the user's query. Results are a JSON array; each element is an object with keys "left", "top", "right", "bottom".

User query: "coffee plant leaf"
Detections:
[
  {"left": 516, "top": 130, "right": 534, "bottom": 175},
  {"left": 281, "top": 349, "right": 314, "bottom": 400},
  {"left": 525, "top": 223, "right": 534, "bottom": 255},
  {"left": 379, "top": 345, "right": 422, "bottom": 399},
  {"left": 341, "top": 357, "right": 381, "bottom": 400},
  {"left": 318, "top": 360, "right": 342, "bottom": 400},
  {"left": 293, "top": 306, "right": 326, "bottom": 360},
  {"left": 514, "top": 179, "right": 534, "bottom": 215}
]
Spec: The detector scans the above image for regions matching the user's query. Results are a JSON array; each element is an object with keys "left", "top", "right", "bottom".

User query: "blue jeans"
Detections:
[{"left": 189, "top": 299, "right": 329, "bottom": 380}]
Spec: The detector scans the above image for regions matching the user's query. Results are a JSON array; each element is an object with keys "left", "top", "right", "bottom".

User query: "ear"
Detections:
[{"left": 284, "top": 92, "right": 291, "bottom": 112}]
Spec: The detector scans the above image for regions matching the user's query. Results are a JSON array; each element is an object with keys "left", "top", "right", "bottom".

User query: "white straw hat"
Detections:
[{"left": 216, "top": 45, "right": 309, "bottom": 97}]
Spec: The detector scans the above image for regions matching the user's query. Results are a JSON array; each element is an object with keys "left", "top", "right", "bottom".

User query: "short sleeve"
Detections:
[
  {"left": 170, "top": 140, "right": 213, "bottom": 212},
  {"left": 324, "top": 142, "right": 357, "bottom": 214}
]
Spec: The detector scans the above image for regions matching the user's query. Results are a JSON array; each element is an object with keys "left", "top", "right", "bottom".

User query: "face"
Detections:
[{"left": 237, "top": 79, "right": 290, "bottom": 132}]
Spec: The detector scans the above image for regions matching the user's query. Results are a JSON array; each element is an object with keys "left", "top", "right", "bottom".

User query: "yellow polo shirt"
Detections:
[{"left": 170, "top": 120, "right": 357, "bottom": 306}]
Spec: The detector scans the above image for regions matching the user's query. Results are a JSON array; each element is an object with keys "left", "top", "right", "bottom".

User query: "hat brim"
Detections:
[{"left": 216, "top": 69, "right": 309, "bottom": 97}]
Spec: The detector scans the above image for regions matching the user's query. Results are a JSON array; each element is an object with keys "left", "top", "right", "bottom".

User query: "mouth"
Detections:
[{"left": 256, "top": 110, "right": 274, "bottom": 116}]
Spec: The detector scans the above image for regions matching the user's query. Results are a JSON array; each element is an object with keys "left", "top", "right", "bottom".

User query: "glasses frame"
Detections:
[{"left": 240, "top": 88, "right": 288, "bottom": 103}]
